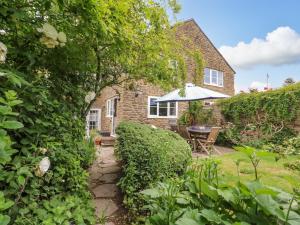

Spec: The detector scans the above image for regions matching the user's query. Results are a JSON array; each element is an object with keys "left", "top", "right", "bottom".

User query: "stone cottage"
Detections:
[{"left": 87, "top": 19, "right": 235, "bottom": 136}]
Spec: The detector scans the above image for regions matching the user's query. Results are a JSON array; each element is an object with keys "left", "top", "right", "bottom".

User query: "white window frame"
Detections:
[
  {"left": 106, "top": 99, "right": 113, "bottom": 117},
  {"left": 86, "top": 108, "right": 101, "bottom": 136},
  {"left": 204, "top": 68, "right": 224, "bottom": 87},
  {"left": 147, "top": 96, "right": 178, "bottom": 118}
]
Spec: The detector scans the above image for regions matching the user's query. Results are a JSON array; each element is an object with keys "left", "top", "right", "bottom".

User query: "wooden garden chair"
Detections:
[
  {"left": 178, "top": 125, "right": 193, "bottom": 146},
  {"left": 196, "top": 127, "right": 221, "bottom": 155}
]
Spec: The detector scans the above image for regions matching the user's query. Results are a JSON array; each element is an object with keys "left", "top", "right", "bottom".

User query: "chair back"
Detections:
[
  {"left": 207, "top": 127, "right": 221, "bottom": 143},
  {"left": 170, "top": 124, "right": 179, "bottom": 133},
  {"left": 178, "top": 125, "right": 190, "bottom": 140}
]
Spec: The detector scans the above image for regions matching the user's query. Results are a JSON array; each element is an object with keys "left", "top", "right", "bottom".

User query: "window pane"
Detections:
[
  {"left": 204, "top": 68, "right": 210, "bottom": 84},
  {"left": 169, "top": 102, "right": 176, "bottom": 116},
  {"left": 211, "top": 70, "right": 217, "bottom": 84},
  {"left": 159, "top": 102, "right": 168, "bottom": 116},
  {"left": 150, "top": 107, "right": 157, "bottom": 115},
  {"left": 149, "top": 98, "right": 158, "bottom": 115},
  {"left": 218, "top": 72, "right": 223, "bottom": 86}
]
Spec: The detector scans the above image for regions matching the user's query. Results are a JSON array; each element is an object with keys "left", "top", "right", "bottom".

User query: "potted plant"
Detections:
[{"left": 90, "top": 130, "right": 102, "bottom": 146}]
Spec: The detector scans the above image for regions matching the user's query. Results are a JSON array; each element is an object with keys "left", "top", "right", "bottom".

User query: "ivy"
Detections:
[{"left": 218, "top": 83, "right": 300, "bottom": 145}]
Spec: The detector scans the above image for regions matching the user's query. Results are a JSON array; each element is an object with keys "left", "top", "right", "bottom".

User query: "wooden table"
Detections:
[{"left": 187, "top": 126, "right": 211, "bottom": 151}]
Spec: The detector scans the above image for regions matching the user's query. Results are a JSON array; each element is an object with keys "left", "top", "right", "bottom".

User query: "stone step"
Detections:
[
  {"left": 93, "top": 199, "right": 119, "bottom": 218},
  {"left": 92, "top": 184, "right": 118, "bottom": 198}
]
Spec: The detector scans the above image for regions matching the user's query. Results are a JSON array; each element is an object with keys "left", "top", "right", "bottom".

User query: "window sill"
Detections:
[
  {"left": 147, "top": 115, "right": 178, "bottom": 119},
  {"left": 204, "top": 82, "right": 224, "bottom": 88}
]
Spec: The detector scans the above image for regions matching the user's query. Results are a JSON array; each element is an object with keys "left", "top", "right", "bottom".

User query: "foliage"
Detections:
[
  {"left": 142, "top": 147, "right": 300, "bottom": 225},
  {"left": 179, "top": 101, "right": 215, "bottom": 126},
  {"left": 218, "top": 83, "right": 300, "bottom": 146},
  {"left": 0, "top": 70, "right": 96, "bottom": 224},
  {"left": 0, "top": 0, "right": 195, "bottom": 223},
  {"left": 115, "top": 121, "right": 192, "bottom": 214},
  {"left": 284, "top": 78, "right": 296, "bottom": 86},
  {"left": 284, "top": 160, "right": 300, "bottom": 171},
  {"left": 14, "top": 195, "right": 95, "bottom": 225}
]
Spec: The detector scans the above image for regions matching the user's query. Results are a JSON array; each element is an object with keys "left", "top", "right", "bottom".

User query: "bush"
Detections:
[
  {"left": 0, "top": 71, "right": 96, "bottom": 224},
  {"left": 115, "top": 121, "right": 192, "bottom": 212},
  {"left": 142, "top": 148, "right": 300, "bottom": 225},
  {"left": 218, "top": 83, "right": 300, "bottom": 146}
]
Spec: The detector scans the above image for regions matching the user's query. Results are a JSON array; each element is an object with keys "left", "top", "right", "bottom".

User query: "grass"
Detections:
[{"left": 212, "top": 151, "right": 300, "bottom": 192}]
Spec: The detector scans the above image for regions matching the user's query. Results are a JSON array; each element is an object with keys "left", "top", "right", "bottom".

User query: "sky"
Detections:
[{"left": 174, "top": 0, "right": 300, "bottom": 92}]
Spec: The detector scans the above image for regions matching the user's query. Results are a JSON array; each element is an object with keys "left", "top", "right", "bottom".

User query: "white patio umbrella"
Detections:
[{"left": 156, "top": 83, "right": 229, "bottom": 102}]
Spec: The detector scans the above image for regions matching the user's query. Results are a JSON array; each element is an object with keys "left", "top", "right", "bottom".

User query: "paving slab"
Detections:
[
  {"left": 93, "top": 199, "right": 119, "bottom": 217},
  {"left": 101, "top": 165, "right": 121, "bottom": 174},
  {"left": 99, "top": 173, "right": 120, "bottom": 184},
  {"left": 92, "top": 184, "right": 118, "bottom": 198}
]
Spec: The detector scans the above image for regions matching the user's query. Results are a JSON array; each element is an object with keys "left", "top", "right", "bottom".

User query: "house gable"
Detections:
[{"left": 175, "top": 19, "right": 235, "bottom": 95}]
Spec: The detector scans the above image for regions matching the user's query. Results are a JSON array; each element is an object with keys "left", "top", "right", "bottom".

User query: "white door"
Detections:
[{"left": 111, "top": 98, "right": 117, "bottom": 136}]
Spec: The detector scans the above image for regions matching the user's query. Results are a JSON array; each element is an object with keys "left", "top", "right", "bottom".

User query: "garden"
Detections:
[
  {"left": 0, "top": 1, "right": 185, "bottom": 225},
  {"left": 115, "top": 83, "right": 300, "bottom": 225},
  {"left": 1, "top": 0, "right": 300, "bottom": 225}
]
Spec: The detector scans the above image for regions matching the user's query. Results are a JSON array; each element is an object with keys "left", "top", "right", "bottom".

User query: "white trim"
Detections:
[
  {"left": 204, "top": 68, "right": 224, "bottom": 87},
  {"left": 86, "top": 108, "right": 101, "bottom": 137},
  {"left": 106, "top": 99, "right": 113, "bottom": 117},
  {"left": 147, "top": 96, "right": 178, "bottom": 119}
]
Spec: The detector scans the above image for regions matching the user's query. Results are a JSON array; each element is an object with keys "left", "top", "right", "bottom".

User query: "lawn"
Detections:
[{"left": 212, "top": 151, "right": 300, "bottom": 192}]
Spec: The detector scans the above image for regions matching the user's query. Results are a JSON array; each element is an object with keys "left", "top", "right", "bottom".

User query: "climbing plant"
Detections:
[{"left": 218, "top": 83, "right": 300, "bottom": 145}]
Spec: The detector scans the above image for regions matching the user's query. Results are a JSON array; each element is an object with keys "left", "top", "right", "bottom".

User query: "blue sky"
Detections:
[{"left": 175, "top": 0, "right": 300, "bottom": 92}]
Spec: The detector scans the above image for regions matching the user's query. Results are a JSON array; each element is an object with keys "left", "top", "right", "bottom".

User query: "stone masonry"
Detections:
[{"left": 92, "top": 19, "right": 235, "bottom": 132}]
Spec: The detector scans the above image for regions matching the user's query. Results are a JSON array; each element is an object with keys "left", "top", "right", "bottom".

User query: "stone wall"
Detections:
[
  {"left": 175, "top": 19, "right": 235, "bottom": 96},
  {"left": 92, "top": 19, "right": 235, "bottom": 132}
]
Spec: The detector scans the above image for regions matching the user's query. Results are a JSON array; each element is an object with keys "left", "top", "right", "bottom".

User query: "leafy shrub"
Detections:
[
  {"left": 0, "top": 71, "right": 96, "bottom": 224},
  {"left": 218, "top": 83, "right": 300, "bottom": 146},
  {"left": 142, "top": 147, "right": 300, "bottom": 225},
  {"left": 14, "top": 194, "right": 95, "bottom": 225},
  {"left": 178, "top": 101, "right": 215, "bottom": 126},
  {"left": 284, "top": 160, "right": 300, "bottom": 171},
  {"left": 116, "top": 121, "right": 192, "bottom": 212}
]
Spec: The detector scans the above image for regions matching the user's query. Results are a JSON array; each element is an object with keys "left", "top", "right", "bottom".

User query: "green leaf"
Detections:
[
  {"left": 176, "top": 218, "right": 203, "bottom": 225},
  {"left": 200, "top": 209, "right": 224, "bottom": 224},
  {"left": 0, "top": 214, "right": 10, "bottom": 225},
  {"left": 141, "top": 188, "right": 161, "bottom": 198},
  {"left": 1, "top": 121, "right": 23, "bottom": 129},
  {"left": 17, "top": 175, "right": 25, "bottom": 186}
]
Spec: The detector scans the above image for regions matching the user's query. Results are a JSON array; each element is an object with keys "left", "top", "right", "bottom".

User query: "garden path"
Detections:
[
  {"left": 192, "top": 145, "right": 234, "bottom": 158},
  {"left": 89, "top": 146, "right": 128, "bottom": 225}
]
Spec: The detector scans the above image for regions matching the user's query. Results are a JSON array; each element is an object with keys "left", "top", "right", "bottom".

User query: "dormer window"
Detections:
[{"left": 204, "top": 68, "right": 224, "bottom": 87}]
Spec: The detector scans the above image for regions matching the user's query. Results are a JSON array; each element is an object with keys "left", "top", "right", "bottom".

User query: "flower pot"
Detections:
[{"left": 94, "top": 137, "right": 101, "bottom": 146}]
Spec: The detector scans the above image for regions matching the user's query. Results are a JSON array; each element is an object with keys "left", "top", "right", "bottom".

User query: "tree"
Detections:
[
  {"left": 1, "top": 0, "right": 198, "bottom": 117},
  {"left": 284, "top": 77, "right": 295, "bottom": 86},
  {"left": 0, "top": 1, "right": 205, "bottom": 223}
]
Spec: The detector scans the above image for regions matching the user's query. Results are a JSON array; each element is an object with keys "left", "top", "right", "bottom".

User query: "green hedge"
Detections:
[
  {"left": 116, "top": 121, "right": 192, "bottom": 211},
  {"left": 217, "top": 83, "right": 300, "bottom": 145},
  {"left": 219, "top": 83, "right": 300, "bottom": 125}
]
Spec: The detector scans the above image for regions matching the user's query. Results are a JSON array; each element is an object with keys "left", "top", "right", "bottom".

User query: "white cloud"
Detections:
[
  {"left": 250, "top": 81, "right": 267, "bottom": 90},
  {"left": 219, "top": 27, "right": 300, "bottom": 69}
]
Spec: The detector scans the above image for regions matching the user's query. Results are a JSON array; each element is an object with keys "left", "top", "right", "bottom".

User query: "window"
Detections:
[
  {"left": 204, "top": 68, "right": 224, "bottom": 87},
  {"left": 106, "top": 99, "right": 113, "bottom": 117},
  {"left": 148, "top": 96, "right": 177, "bottom": 118},
  {"left": 87, "top": 109, "right": 100, "bottom": 131}
]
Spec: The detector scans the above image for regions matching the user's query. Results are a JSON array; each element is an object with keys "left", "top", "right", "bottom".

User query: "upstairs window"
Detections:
[
  {"left": 204, "top": 68, "right": 224, "bottom": 87},
  {"left": 148, "top": 96, "right": 177, "bottom": 118}
]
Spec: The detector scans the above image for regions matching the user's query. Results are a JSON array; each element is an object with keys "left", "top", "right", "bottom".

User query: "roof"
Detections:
[{"left": 174, "top": 18, "right": 236, "bottom": 74}]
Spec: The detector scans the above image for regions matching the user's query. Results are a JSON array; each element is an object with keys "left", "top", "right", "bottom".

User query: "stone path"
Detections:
[
  {"left": 192, "top": 145, "right": 234, "bottom": 158},
  {"left": 89, "top": 146, "right": 124, "bottom": 225}
]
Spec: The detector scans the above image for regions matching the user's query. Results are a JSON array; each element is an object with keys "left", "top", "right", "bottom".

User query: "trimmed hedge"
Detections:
[
  {"left": 217, "top": 83, "right": 300, "bottom": 146},
  {"left": 115, "top": 121, "right": 191, "bottom": 210}
]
